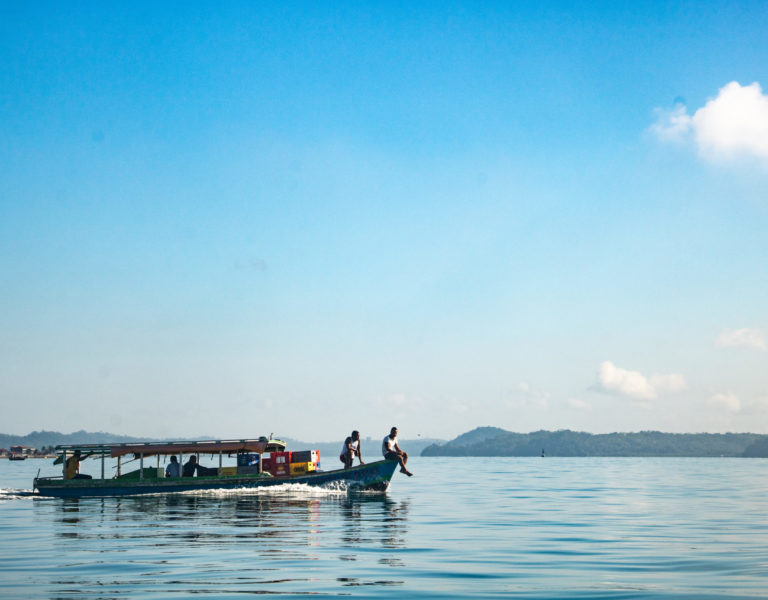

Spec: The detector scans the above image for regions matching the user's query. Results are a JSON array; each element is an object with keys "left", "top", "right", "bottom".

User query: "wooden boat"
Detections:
[
  {"left": 33, "top": 438, "right": 399, "bottom": 498},
  {"left": 8, "top": 453, "right": 27, "bottom": 461}
]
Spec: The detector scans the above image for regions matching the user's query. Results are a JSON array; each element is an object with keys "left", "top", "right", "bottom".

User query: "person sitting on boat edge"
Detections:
[
  {"left": 340, "top": 430, "right": 364, "bottom": 470},
  {"left": 382, "top": 427, "right": 413, "bottom": 476},
  {"left": 182, "top": 455, "right": 199, "bottom": 477},
  {"left": 64, "top": 451, "right": 92, "bottom": 480},
  {"left": 166, "top": 455, "right": 181, "bottom": 478}
]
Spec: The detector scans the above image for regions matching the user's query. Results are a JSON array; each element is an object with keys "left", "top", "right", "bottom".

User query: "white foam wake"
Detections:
[
  {"left": 0, "top": 488, "right": 38, "bottom": 500},
  {"left": 178, "top": 481, "right": 351, "bottom": 498}
]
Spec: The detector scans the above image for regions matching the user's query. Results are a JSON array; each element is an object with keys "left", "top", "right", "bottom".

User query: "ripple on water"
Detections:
[{"left": 2, "top": 457, "right": 768, "bottom": 598}]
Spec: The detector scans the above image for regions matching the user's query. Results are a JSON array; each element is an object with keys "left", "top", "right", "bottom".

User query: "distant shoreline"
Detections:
[{"left": 422, "top": 427, "right": 768, "bottom": 458}]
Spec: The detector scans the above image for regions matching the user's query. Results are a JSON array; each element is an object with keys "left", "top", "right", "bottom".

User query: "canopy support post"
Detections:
[
  {"left": 140, "top": 454, "right": 144, "bottom": 480},
  {"left": 101, "top": 453, "right": 105, "bottom": 480},
  {"left": 62, "top": 450, "right": 67, "bottom": 478},
  {"left": 117, "top": 456, "right": 122, "bottom": 477}
]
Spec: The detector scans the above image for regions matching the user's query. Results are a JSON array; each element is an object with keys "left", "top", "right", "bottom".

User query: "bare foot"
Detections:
[{"left": 401, "top": 469, "right": 413, "bottom": 476}]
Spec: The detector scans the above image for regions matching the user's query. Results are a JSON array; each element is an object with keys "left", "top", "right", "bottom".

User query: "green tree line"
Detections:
[{"left": 421, "top": 428, "right": 768, "bottom": 457}]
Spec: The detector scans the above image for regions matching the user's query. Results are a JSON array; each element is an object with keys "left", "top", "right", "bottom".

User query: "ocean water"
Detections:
[{"left": 1, "top": 456, "right": 768, "bottom": 598}]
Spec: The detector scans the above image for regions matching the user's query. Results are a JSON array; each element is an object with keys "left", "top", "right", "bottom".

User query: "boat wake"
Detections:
[
  {"left": 0, "top": 488, "right": 39, "bottom": 500},
  {"left": 178, "top": 482, "right": 352, "bottom": 498}
]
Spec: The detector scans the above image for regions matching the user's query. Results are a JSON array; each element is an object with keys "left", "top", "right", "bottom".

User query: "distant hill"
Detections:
[
  {"left": 449, "top": 426, "right": 508, "bottom": 447},
  {"left": 421, "top": 428, "right": 768, "bottom": 457},
  {"left": 0, "top": 430, "right": 164, "bottom": 449}
]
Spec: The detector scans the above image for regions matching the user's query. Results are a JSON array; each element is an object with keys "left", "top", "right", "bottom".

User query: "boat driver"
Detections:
[{"left": 64, "top": 450, "right": 93, "bottom": 480}]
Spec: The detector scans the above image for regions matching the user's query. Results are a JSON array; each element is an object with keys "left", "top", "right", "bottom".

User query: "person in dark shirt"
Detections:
[{"left": 183, "top": 455, "right": 199, "bottom": 477}]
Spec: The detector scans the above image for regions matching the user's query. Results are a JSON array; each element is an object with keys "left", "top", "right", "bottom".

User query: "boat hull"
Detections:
[{"left": 34, "top": 459, "right": 399, "bottom": 498}]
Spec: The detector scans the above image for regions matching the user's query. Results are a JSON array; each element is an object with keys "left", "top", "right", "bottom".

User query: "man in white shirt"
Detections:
[
  {"left": 381, "top": 426, "right": 413, "bottom": 476},
  {"left": 339, "top": 430, "right": 364, "bottom": 470}
]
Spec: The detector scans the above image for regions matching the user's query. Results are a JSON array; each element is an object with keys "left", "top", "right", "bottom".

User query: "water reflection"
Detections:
[
  {"left": 336, "top": 494, "right": 408, "bottom": 588},
  {"left": 49, "top": 491, "right": 411, "bottom": 548},
  {"left": 41, "top": 490, "right": 412, "bottom": 596},
  {"left": 340, "top": 493, "right": 409, "bottom": 549}
]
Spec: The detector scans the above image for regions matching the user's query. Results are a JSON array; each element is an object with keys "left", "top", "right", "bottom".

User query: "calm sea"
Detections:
[{"left": 1, "top": 456, "right": 768, "bottom": 598}]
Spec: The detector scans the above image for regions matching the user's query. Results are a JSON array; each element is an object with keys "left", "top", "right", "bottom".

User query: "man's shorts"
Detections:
[{"left": 384, "top": 451, "right": 399, "bottom": 460}]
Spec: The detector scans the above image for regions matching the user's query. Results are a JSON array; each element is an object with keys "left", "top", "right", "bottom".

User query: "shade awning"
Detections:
[
  {"left": 54, "top": 438, "right": 287, "bottom": 460},
  {"left": 110, "top": 439, "right": 286, "bottom": 458}
]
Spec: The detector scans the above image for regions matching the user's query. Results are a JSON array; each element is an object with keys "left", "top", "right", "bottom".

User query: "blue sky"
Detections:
[{"left": 1, "top": 2, "right": 767, "bottom": 441}]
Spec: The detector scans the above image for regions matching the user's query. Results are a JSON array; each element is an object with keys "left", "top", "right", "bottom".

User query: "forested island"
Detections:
[{"left": 421, "top": 427, "right": 768, "bottom": 458}]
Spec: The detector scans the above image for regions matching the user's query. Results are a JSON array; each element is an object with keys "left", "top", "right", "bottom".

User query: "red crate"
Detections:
[
  {"left": 271, "top": 451, "right": 293, "bottom": 465},
  {"left": 272, "top": 464, "right": 289, "bottom": 477}
]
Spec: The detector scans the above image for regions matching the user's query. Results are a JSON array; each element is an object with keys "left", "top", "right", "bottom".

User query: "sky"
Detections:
[{"left": 1, "top": 1, "right": 767, "bottom": 442}]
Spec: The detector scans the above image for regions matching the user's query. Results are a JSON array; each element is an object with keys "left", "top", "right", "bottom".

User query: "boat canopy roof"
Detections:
[{"left": 54, "top": 438, "right": 287, "bottom": 459}]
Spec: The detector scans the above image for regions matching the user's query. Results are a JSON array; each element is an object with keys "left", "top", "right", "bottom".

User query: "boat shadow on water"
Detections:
[{"left": 49, "top": 491, "right": 410, "bottom": 549}]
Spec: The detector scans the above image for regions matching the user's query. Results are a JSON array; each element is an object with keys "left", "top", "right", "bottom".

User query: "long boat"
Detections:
[{"left": 33, "top": 438, "right": 399, "bottom": 498}]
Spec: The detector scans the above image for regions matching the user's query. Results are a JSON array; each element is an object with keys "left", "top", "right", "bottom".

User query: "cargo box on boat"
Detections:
[
  {"left": 117, "top": 467, "right": 164, "bottom": 479},
  {"left": 291, "top": 450, "right": 320, "bottom": 463},
  {"left": 271, "top": 451, "right": 292, "bottom": 465},
  {"left": 237, "top": 453, "right": 260, "bottom": 466},
  {"left": 289, "top": 462, "right": 317, "bottom": 475},
  {"left": 237, "top": 465, "right": 261, "bottom": 475},
  {"left": 272, "top": 464, "right": 289, "bottom": 477},
  {"left": 219, "top": 466, "right": 238, "bottom": 476}
]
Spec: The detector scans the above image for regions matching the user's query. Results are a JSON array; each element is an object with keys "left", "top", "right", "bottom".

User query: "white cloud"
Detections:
[
  {"left": 649, "top": 373, "right": 689, "bottom": 394},
  {"left": 650, "top": 103, "right": 692, "bottom": 143},
  {"left": 388, "top": 393, "right": 409, "bottom": 407},
  {"left": 596, "top": 361, "right": 688, "bottom": 400},
  {"left": 449, "top": 401, "right": 469, "bottom": 414},
  {"left": 709, "top": 392, "right": 741, "bottom": 413},
  {"left": 746, "top": 395, "right": 768, "bottom": 414},
  {"left": 597, "top": 361, "right": 656, "bottom": 399},
  {"left": 507, "top": 382, "right": 550, "bottom": 409},
  {"left": 651, "top": 81, "right": 768, "bottom": 163},
  {"left": 716, "top": 328, "right": 767, "bottom": 351},
  {"left": 567, "top": 397, "right": 592, "bottom": 411}
]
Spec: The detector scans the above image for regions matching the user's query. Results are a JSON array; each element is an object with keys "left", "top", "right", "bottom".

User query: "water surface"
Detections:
[{"left": 1, "top": 457, "right": 767, "bottom": 598}]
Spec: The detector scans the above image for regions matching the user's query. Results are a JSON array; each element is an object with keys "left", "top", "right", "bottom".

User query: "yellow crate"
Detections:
[
  {"left": 219, "top": 466, "right": 238, "bottom": 476},
  {"left": 289, "top": 462, "right": 317, "bottom": 475}
]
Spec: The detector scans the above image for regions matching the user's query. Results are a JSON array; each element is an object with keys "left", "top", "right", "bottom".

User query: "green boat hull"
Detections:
[{"left": 34, "top": 460, "right": 399, "bottom": 498}]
